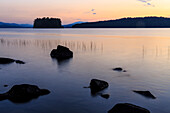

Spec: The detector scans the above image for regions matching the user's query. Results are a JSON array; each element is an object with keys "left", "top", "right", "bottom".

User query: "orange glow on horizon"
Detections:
[{"left": 0, "top": 0, "right": 170, "bottom": 24}]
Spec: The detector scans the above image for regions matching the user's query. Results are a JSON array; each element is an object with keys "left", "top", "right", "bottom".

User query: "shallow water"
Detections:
[{"left": 0, "top": 28, "right": 170, "bottom": 113}]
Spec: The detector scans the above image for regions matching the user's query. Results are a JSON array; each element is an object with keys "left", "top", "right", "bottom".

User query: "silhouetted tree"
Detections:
[{"left": 33, "top": 17, "right": 63, "bottom": 28}]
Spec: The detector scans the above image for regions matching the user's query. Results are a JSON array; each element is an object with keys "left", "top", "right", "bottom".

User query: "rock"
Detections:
[
  {"left": 83, "top": 86, "right": 90, "bottom": 88},
  {"left": 133, "top": 90, "right": 156, "bottom": 99},
  {"left": 113, "top": 67, "right": 127, "bottom": 72},
  {"left": 108, "top": 103, "right": 150, "bottom": 113},
  {"left": 4, "top": 85, "right": 8, "bottom": 87},
  {"left": 0, "top": 84, "right": 50, "bottom": 103},
  {"left": 0, "top": 57, "right": 15, "bottom": 64},
  {"left": 122, "top": 70, "right": 127, "bottom": 72},
  {"left": 0, "top": 57, "right": 25, "bottom": 64},
  {"left": 113, "top": 67, "right": 123, "bottom": 72},
  {"left": 90, "top": 79, "right": 109, "bottom": 94},
  {"left": 15, "top": 60, "right": 25, "bottom": 64},
  {"left": 100, "top": 94, "right": 110, "bottom": 99},
  {"left": 50, "top": 45, "right": 73, "bottom": 59}
]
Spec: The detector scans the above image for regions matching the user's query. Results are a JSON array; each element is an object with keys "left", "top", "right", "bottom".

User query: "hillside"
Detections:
[
  {"left": 63, "top": 21, "right": 86, "bottom": 28},
  {"left": 73, "top": 17, "right": 170, "bottom": 28},
  {"left": 0, "top": 22, "right": 32, "bottom": 28}
]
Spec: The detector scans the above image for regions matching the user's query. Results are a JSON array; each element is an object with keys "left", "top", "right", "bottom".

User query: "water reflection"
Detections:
[
  {"left": 51, "top": 58, "right": 72, "bottom": 68},
  {"left": 0, "top": 38, "right": 102, "bottom": 52},
  {"left": 141, "top": 45, "right": 170, "bottom": 60}
]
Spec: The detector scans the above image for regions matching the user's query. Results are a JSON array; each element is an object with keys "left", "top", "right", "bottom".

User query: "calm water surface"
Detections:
[{"left": 0, "top": 28, "right": 170, "bottom": 113}]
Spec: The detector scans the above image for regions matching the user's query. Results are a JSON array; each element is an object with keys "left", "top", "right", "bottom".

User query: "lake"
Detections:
[{"left": 0, "top": 28, "right": 170, "bottom": 113}]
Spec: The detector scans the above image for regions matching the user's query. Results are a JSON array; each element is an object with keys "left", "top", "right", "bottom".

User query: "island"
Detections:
[
  {"left": 72, "top": 17, "right": 170, "bottom": 28},
  {"left": 33, "top": 17, "right": 63, "bottom": 28}
]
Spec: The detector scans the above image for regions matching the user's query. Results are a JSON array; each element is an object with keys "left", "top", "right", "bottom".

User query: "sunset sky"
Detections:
[{"left": 0, "top": 0, "right": 170, "bottom": 24}]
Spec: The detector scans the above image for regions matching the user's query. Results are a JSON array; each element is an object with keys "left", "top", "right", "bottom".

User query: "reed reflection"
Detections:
[{"left": 0, "top": 38, "right": 102, "bottom": 52}]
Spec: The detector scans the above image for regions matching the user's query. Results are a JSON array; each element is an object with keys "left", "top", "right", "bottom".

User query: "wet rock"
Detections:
[
  {"left": 0, "top": 57, "right": 15, "bottom": 64},
  {"left": 83, "top": 86, "right": 90, "bottom": 88},
  {"left": 50, "top": 45, "right": 73, "bottom": 59},
  {"left": 108, "top": 103, "right": 150, "bottom": 113},
  {"left": 4, "top": 85, "right": 8, "bottom": 87},
  {"left": 0, "top": 84, "right": 50, "bottom": 103},
  {"left": 133, "top": 90, "right": 156, "bottom": 99},
  {"left": 15, "top": 60, "right": 25, "bottom": 64},
  {"left": 113, "top": 67, "right": 123, "bottom": 72},
  {"left": 100, "top": 94, "right": 110, "bottom": 99},
  {"left": 90, "top": 79, "right": 109, "bottom": 94},
  {"left": 0, "top": 57, "right": 25, "bottom": 64},
  {"left": 113, "top": 67, "right": 127, "bottom": 72}
]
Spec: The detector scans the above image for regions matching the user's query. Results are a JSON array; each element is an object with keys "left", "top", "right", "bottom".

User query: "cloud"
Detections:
[
  {"left": 84, "top": 9, "right": 97, "bottom": 15},
  {"left": 137, "top": 0, "right": 155, "bottom": 7},
  {"left": 91, "top": 9, "right": 95, "bottom": 12}
]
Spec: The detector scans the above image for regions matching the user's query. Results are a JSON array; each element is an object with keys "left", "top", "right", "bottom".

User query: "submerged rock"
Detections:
[
  {"left": 122, "top": 70, "right": 127, "bottom": 72},
  {"left": 90, "top": 79, "right": 109, "bottom": 94},
  {"left": 113, "top": 67, "right": 127, "bottom": 72},
  {"left": 100, "top": 94, "right": 110, "bottom": 99},
  {"left": 108, "top": 103, "right": 150, "bottom": 113},
  {"left": 133, "top": 90, "right": 156, "bottom": 99},
  {"left": 0, "top": 84, "right": 50, "bottom": 103},
  {"left": 50, "top": 45, "right": 73, "bottom": 59},
  {"left": 0, "top": 57, "right": 25, "bottom": 64}
]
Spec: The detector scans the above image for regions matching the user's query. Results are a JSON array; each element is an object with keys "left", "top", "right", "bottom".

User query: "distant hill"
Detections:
[
  {"left": 63, "top": 21, "right": 86, "bottom": 28},
  {"left": 33, "top": 17, "right": 63, "bottom": 28},
  {"left": 0, "top": 22, "right": 33, "bottom": 28},
  {"left": 73, "top": 17, "right": 170, "bottom": 28}
]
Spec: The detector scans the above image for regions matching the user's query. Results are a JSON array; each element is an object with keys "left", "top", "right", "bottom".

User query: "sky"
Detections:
[{"left": 0, "top": 0, "right": 170, "bottom": 24}]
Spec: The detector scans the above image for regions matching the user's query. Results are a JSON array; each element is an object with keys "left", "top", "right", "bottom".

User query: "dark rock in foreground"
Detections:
[
  {"left": 133, "top": 90, "right": 156, "bottom": 99},
  {"left": 50, "top": 45, "right": 73, "bottom": 59},
  {"left": 0, "top": 57, "right": 25, "bottom": 64},
  {"left": 108, "top": 103, "right": 150, "bottom": 113},
  {"left": 100, "top": 94, "right": 110, "bottom": 99},
  {"left": 0, "top": 84, "right": 50, "bottom": 103},
  {"left": 90, "top": 79, "right": 109, "bottom": 94}
]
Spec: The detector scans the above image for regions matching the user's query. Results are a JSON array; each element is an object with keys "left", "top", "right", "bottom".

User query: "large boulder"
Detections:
[
  {"left": 0, "top": 84, "right": 50, "bottom": 103},
  {"left": 108, "top": 103, "right": 150, "bottom": 113},
  {"left": 50, "top": 45, "right": 73, "bottom": 59},
  {"left": 133, "top": 90, "right": 156, "bottom": 99},
  {"left": 90, "top": 79, "right": 109, "bottom": 94},
  {"left": 0, "top": 57, "right": 25, "bottom": 64}
]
